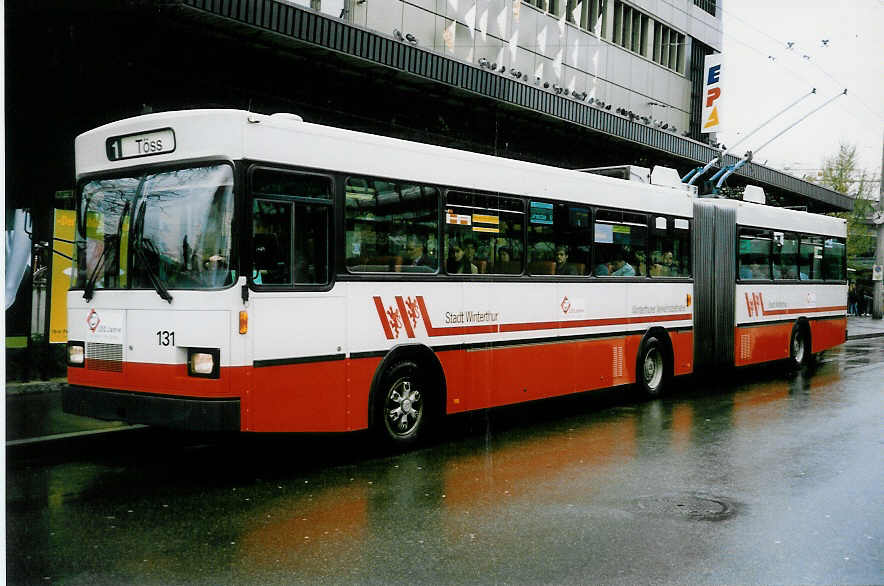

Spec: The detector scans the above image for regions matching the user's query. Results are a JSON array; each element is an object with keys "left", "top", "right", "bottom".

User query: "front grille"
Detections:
[{"left": 87, "top": 342, "right": 123, "bottom": 372}]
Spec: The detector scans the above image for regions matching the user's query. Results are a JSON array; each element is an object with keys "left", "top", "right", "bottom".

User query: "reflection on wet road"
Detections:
[{"left": 8, "top": 339, "right": 884, "bottom": 584}]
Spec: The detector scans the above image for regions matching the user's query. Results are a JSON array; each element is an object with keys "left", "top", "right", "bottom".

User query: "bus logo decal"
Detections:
[
  {"left": 745, "top": 292, "right": 764, "bottom": 318},
  {"left": 374, "top": 295, "right": 424, "bottom": 340},
  {"left": 86, "top": 309, "right": 101, "bottom": 333}
]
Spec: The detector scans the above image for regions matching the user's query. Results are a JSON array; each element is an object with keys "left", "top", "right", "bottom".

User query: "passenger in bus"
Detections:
[
  {"left": 464, "top": 240, "right": 477, "bottom": 265},
  {"left": 404, "top": 235, "right": 436, "bottom": 269},
  {"left": 662, "top": 250, "right": 675, "bottom": 275},
  {"left": 496, "top": 246, "right": 514, "bottom": 273},
  {"left": 611, "top": 257, "right": 635, "bottom": 276},
  {"left": 635, "top": 249, "right": 647, "bottom": 276},
  {"left": 447, "top": 243, "right": 478, "bottom": 274},
  {"left": 593, "top": 260, "right": 611, "bottom": 276},
  {"left": 555, "top": 246, "right": 580, "bottom": 275},
  {"left": 751, "top": 262, "right": 768, "bottom": 279}
]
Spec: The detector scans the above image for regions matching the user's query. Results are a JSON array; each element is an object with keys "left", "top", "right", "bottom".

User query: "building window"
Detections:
[
  {"left": 652, "top": 22, "right": 686, "bottom": 73},
  {"left": 693, "top": 0, "right": 716, "bottom": 16},
  {"left": 613, "top": 2, "right": 650, "bottom": 57},
  {"left": 566, "top": 0, "right": 607, "bottom": 37}
]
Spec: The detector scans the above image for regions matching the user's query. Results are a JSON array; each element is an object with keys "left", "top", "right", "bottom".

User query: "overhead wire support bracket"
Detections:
[{"left": 683, "top": 88, "right": 817, "bottom": 186}]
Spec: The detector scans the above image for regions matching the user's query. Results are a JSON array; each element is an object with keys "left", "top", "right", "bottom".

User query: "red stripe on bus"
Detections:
[
  {"left": 761, "top": 305, "right": 847, "bottom": 316},
  {"left": 373, "top": 296, "right": 394, "bottom": 339}
]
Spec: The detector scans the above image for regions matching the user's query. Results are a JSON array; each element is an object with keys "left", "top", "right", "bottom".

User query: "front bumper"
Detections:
[{"left": 63, "top": 385, "right": 240, "bottom": 432}]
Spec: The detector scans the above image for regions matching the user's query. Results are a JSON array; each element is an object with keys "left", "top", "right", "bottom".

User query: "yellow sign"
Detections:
[{"left": 49, "top": 209, "right": 76, "bottom": 344}]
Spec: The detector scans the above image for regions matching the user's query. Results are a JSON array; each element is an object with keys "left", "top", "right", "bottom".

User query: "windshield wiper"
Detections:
[
  {"left": 132, "top": 236, "right": 173, "bottom": 303},
  {"left": 82, "top": 235, "right": 117, "bottom": 302},
  {"left": 82, "top": 200, "right": 130, "bottom": 302}
]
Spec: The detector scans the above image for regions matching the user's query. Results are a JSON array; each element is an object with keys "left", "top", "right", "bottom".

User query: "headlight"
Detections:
[
  {"left": 187, "top": 348, "right": 220, "bottom": 378},
  {"left": 68, "top": 341, "right": 85, "bottom": 367}
]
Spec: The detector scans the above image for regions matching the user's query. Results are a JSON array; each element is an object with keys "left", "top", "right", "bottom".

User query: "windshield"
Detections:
[{"left": 74, "top": 164, "right": 235, "bottom": 291}]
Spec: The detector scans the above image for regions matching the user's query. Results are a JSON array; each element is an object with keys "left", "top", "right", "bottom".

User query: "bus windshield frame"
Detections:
[{"left": 72, "top": 161, "right": 237, "bottom": 294}]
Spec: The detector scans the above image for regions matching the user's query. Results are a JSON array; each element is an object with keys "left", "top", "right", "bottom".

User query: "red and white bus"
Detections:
[{"left": 63, "top": 110, "right": 847, "bottom": 445}]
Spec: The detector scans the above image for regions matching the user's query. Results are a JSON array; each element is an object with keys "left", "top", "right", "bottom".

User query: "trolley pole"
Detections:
[{"left": 873, "top": 137, "right": 884, "bottom": 320}]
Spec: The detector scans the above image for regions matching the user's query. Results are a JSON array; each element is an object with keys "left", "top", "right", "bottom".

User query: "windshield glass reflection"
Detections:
[{"left": 74, "top": 164, "right": 235, "bottom": 291}]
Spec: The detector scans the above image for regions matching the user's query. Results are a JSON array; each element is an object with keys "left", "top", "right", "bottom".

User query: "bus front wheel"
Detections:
[
  {"left": 374, "top": 360, "right": 429, "bottom": 447},
  {"left": 637, "top": 336, "right": 668, "bottom": 398}
]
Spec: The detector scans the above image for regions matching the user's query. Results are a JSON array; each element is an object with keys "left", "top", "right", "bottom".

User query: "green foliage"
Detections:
[{"left": 815, "top": 144, "right": 877, "bottom": 260}]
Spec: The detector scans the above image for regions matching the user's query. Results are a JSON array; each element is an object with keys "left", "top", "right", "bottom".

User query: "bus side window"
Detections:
[
  {"left": 738, "top": 228, "right": 772, "bottom": 280},
  {"left": 772, "top": 231, "right": 798, "bottom": 280},
  {"left": 345, "top": 178, "right": 439, "bottom": 274},
  {"left": 252, "top": 200, "right": 292, "bottom": 285},
  {"left": 799, "top": 234, "right": 823, "bottom": 280},
  {"left": 445, "top": 192, "right": 523, "bottom": 275},
  {"left": 594, "top": 209, "right": 647, "bottom": 277},
  {"left": 650, "top": 216, "right": 691, "bottom": 278},
  {"left": 527, "top": 202, "right": 590, "bottom": 276},
  {"left": 250, "top": 169, "right": 332, "bottom": 286},
  {"left": 822, "top": 237, "right": 846, "bottom": 281}
]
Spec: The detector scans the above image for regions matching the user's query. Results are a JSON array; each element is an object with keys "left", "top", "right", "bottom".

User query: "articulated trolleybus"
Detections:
[{"left": 64, "top": 110, "right": 847, "bottom": 445}]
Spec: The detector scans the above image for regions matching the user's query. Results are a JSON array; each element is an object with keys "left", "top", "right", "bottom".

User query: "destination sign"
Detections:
[{"left": 106, "top": 128, "right": 176, "bottom": 161}]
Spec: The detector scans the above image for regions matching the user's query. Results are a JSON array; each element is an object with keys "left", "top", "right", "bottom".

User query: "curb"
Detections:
[{"left": 847, "top": 332, "right": 884, "bottom": 341}]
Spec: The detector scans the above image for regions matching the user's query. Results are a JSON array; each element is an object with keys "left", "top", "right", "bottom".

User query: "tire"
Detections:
[
  {"left": 637, "top": 336, "right": 668, "bottom": 398},
  {"left": 373, "top": 360, "right": 430, "bottom": 448},
  {"left": 788, "top": 324, "right": 808, "bottom": 369}
]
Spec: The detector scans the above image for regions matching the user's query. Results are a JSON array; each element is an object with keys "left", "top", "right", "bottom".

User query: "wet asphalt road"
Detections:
[{"left": 7, "top": 338, "right": 884, "bottom": 585}]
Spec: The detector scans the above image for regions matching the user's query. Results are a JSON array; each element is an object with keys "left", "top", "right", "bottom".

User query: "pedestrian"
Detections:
[{"left": 848, "top": 283, "right": 858, "bottom": 316}]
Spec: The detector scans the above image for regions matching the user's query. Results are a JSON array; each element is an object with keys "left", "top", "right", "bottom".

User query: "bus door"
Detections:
[
  {"left": 692, "top": 201, "right": 736, "bottom": 371},
  {"left": 247, "top": 168, "right": 344, "bottom": 432}
]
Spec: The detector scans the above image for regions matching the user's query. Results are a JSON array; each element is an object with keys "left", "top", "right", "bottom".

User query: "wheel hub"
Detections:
[{"left": 385, "top": 379, "right": 422, "bottom": 437}]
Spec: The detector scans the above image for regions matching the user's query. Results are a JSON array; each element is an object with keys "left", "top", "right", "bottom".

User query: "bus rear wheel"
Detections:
[
  {"left": 637, "top": 336, "right": 668, "bottom": 398},
  {"left": 374, "top": 360, "right": 429, "bottom": 447},
  {"left": 789, "top": 324, "right": 808, "bottom": 368}
]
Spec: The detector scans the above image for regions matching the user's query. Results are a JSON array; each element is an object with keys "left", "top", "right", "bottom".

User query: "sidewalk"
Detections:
[
  {"left": 845, "top": 314, "right": 884, "bottom": 340},
  {"left": 5, "top": 377, "right": 134, "bottom": 446},
  {"left": 6, "top": 316, "right": 884, "bottom": 447}
]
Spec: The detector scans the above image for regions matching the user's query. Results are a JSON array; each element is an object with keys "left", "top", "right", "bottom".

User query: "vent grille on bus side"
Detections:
[
  {"left": 740, "top": 334, "right": 752, "bottom": 361},
  {"left": 612, "top": 345, "right": 624, "bottom": 378},
  {"left": 87, "top": 342, "right": 123, "bottom": 372}
]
